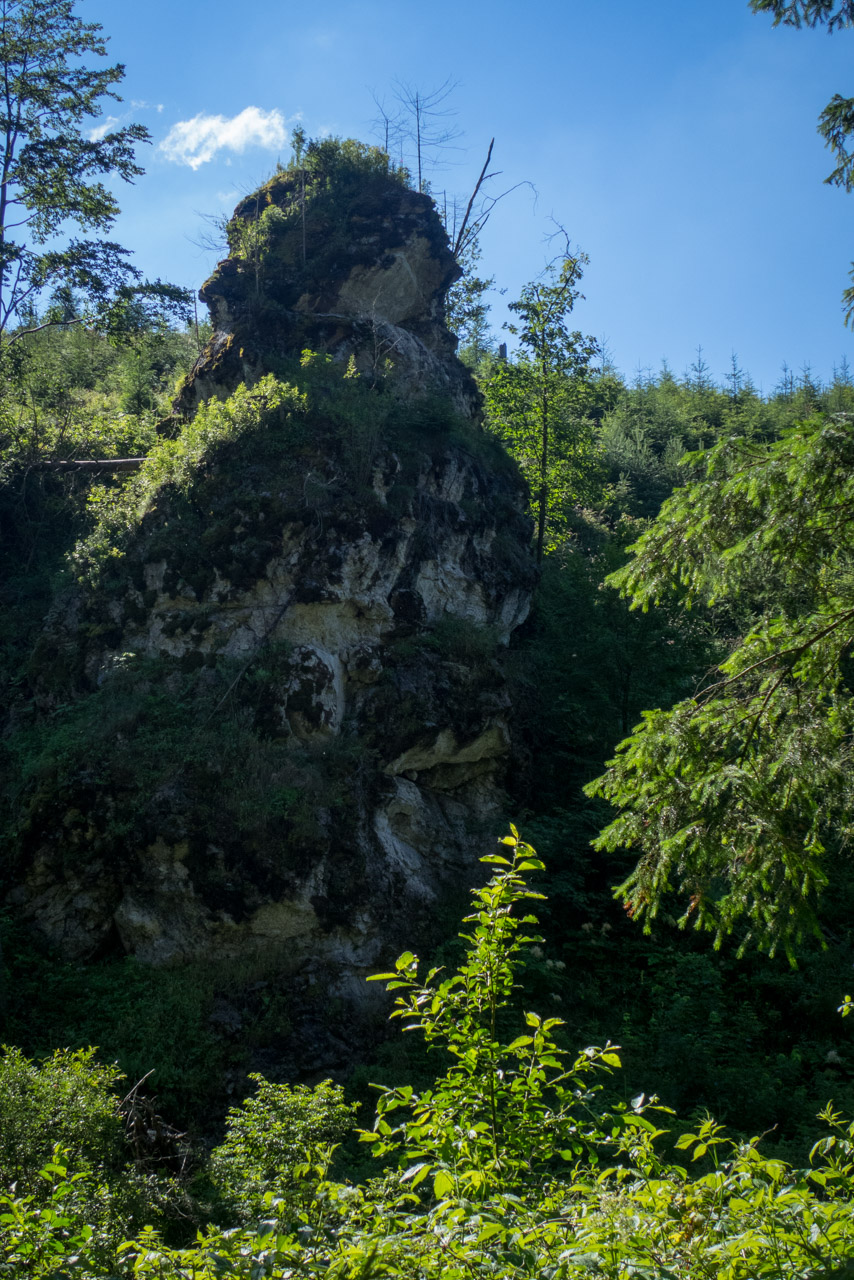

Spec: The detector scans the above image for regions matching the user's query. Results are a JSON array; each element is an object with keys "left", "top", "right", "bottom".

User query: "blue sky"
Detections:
[{"left": 84, "top": 0, "right": 853, "bottom": 392}]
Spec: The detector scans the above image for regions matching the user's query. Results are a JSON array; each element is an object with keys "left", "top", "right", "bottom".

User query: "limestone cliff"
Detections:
[
  {"left": 9, "top": 141, "right": 535, "bottom": 1012},
  {"left": 173, "top": 138, "right": 480, "bottom": 422}
]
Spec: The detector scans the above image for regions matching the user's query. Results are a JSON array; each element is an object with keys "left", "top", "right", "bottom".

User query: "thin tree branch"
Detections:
[{"left": 453, "top": 137, "right": 494, "bottom": 259}]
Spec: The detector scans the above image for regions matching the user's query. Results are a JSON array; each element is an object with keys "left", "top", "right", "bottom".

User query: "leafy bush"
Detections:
[
  {"left": 361, "top": 827, "right": 620, "bottom": 1197},
  {"left": 0, "top": 908, "right": 318, "bottom": 1128},
  {"left": 0, "top": 1048, "right": 184, "bottom": 1275},
  {"left": 71, "top": 374, "right": 307, "bottom": 585},
  {"left": 0, "top": 1046, "right": 124, "bottom": 1193},
  {"left": 1, "top": 834, "right": 854, "bottom": 1276},
  {"left": 209, "top": 1076, "right": 355, "bottom": 1221}
]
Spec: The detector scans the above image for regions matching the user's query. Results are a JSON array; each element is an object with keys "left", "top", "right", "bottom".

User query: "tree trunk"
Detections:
[{"left": 536, "top": 351, "right": 549, "bottom": 563}]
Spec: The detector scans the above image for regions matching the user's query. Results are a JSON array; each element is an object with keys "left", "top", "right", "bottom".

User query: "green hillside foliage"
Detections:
[
  {"left": 1, "top": 839, "right": 852, "bottom": 1277},
  {"left": 3, "top": 126, "right": 854, "bottom": 1273},
  {"left": 2, "top": 318, "right": 853, "bottom": 1153},
  {"left": 480, "top": 347, "right": 854, "bottom": 1160},
  {"left": 0, "top": 320, "right": 206, "bottom": 722}
]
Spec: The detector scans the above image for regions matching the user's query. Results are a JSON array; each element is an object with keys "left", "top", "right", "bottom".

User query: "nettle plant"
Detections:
[{"left": 361, "top": 828, "right": 622, "bottom": 1199}]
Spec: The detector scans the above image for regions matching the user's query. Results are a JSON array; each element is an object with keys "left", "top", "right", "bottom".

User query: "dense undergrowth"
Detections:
[{"left": 1, "top": 836, "right": 852, "bottom": 1278}]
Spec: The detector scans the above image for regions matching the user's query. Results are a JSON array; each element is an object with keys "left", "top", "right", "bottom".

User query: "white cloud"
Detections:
[
  {"left": 159, "top": 106, "right": 288, "bottom": 170},
  {"left": 88, "top": 115, "right": 121, "bottom": 142}
]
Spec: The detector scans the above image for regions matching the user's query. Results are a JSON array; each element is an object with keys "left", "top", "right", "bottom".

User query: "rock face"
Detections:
[
  {"left": 10, "top": 142, "right": 535, "bottom": 1002},
  {"left": 173, "top": 141, "right": 480, "bottom": 423}
]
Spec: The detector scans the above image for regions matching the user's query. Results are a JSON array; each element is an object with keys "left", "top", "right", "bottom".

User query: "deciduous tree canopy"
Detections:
[
  {"left": 483, "top": 253, "right": 598, "bottom": 560},
  {"left": 0, "top": 0, "right": 188, "bottom": 341}
]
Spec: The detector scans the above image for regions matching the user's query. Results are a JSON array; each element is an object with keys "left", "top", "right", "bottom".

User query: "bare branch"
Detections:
[
  {"left": 453, "top": 137, "right": 494, "bottom": 259},
  {"left": 369, "top": 88, "right": 404, "bottom": 162},
  {"left": 454, "top": 177, "right": 536, "bottom": 262},
  {"left": 5, "top": 314, "right": 85, "bottom": 342},
  {"left": 391, "top": 78, "right": 463, "bottom": 191},
  {"left": 186, "top": 209, "right": 229, "bottom": 256}
]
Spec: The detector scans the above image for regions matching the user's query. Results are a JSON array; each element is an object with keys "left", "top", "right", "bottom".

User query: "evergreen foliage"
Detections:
[
  {"left": 587, "top": 416, "right": 854, "bottom": 959},
  {"left": 4, "top": 327, "right": 853, "bottom": 1159},
  {"left": 1, "top": 69, "right": 854, "bottom": 1269}
]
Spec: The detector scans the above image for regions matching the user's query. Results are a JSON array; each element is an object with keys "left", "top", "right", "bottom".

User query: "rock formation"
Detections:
[
  {"left": 173, "top": 139, "right": 480, "bottom": 423},
  {"left": 9, "top": 141, "right": 536, "bottom": 1018}
]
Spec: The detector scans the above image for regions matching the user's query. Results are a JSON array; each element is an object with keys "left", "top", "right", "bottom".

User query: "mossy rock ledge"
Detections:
[
  {"left": 7, "top": 145, "right": 536, "bottom": 1028},
  {"left": 173, "top": 140, "right": 481, "bottom": 424}
]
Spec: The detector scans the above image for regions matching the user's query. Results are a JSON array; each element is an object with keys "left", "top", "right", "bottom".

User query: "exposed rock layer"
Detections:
[
  {"left": 174, "top": 149, "right": 481, "bottom": 422},
  {"left": 10, "top": 144, "right": 535, "bottom": 1005}
]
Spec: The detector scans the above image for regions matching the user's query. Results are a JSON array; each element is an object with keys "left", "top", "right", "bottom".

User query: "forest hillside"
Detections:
[{"left": 1, "top": 1, "right": 854, "bottom": 1277}]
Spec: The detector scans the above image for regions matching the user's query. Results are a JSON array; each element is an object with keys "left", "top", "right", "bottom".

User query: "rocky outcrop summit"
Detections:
[
  {"left": 10, "top": 141, "right": 535, "bottom": 1016},
  {"left": 173, "top": 140, "right": 480, "bottom": 422}
]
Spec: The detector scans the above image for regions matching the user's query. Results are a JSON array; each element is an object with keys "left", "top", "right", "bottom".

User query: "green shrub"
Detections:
[
  {"left": 0, "top": 1045, "right": 124, "bottom": 1193},
  {"left": 423, "top": 614, "right": 500, "bottom": 663},
  {"left": 0, "top": 1047, "right": 185, "bottom": 1275},
  {"left": 71, "top": 375, "right": 307, "bottom": 586},
  {"left": 209, "top": 1076, "right": 355, "bottom": 1221},
  {"left": 2, "top": 835, "right": 854, "bottom": 1277}
]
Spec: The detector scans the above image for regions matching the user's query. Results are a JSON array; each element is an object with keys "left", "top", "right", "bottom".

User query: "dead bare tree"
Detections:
[
  {"left": 386, "top": 79, "right": 463, "bottom": 193},
  {"left": 370, "top": 91, "right": 406, "bottom": 171}
]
